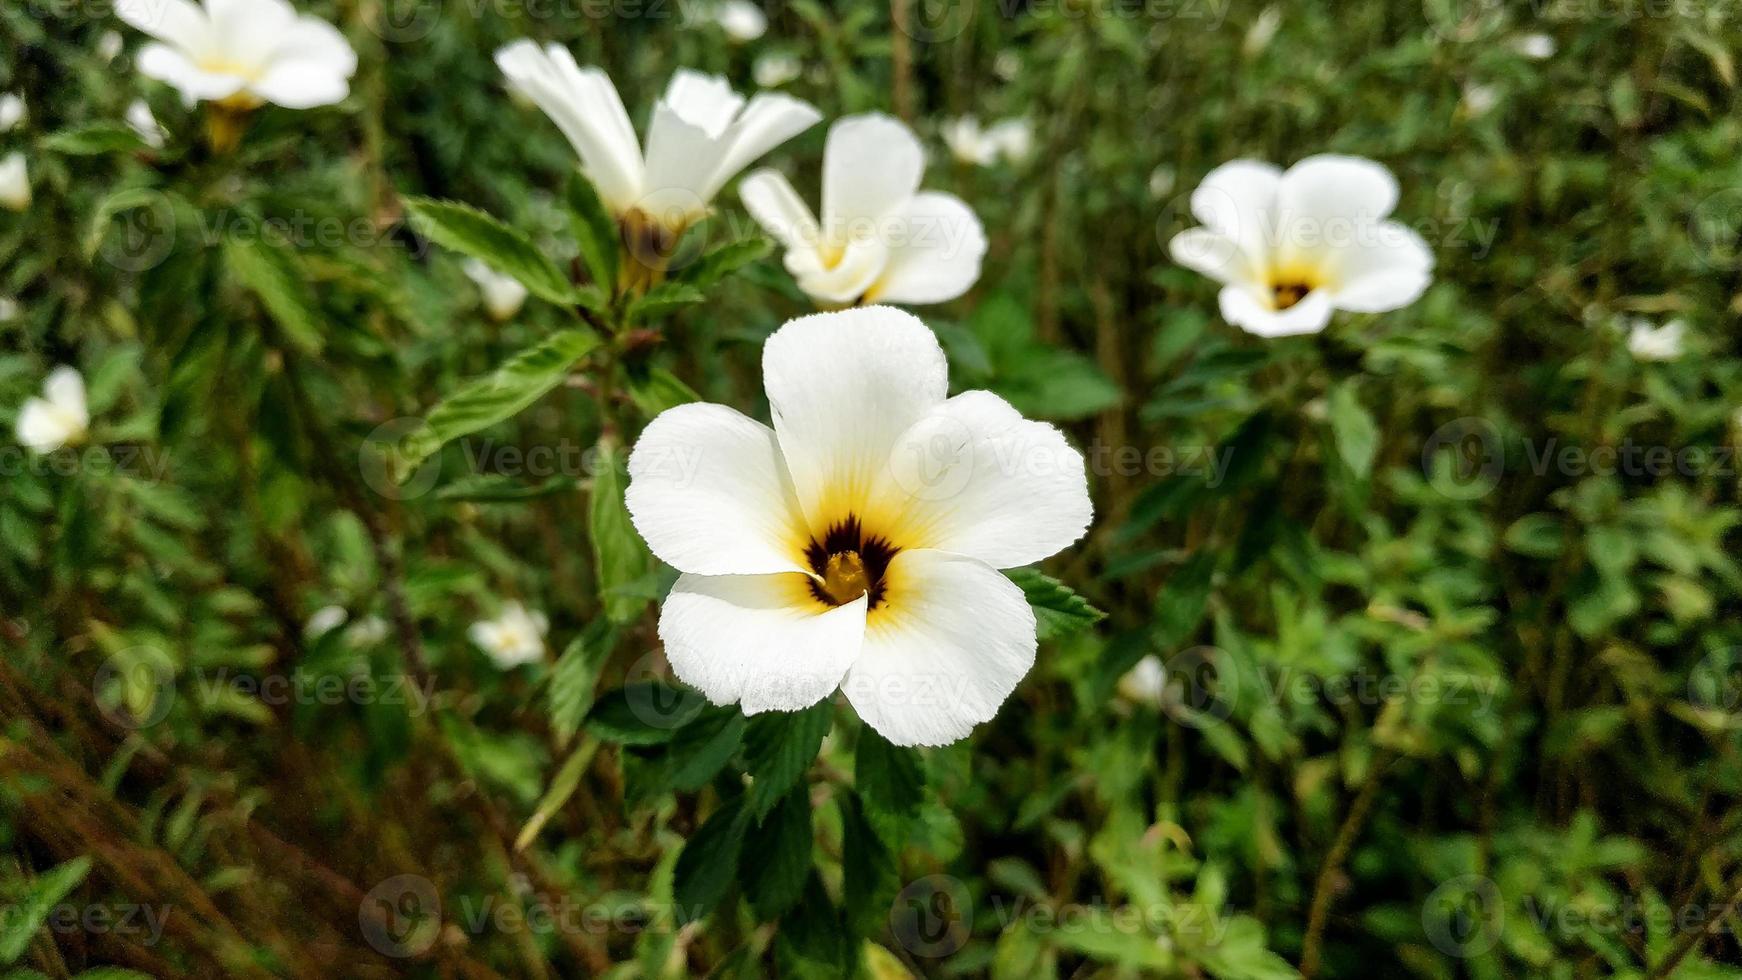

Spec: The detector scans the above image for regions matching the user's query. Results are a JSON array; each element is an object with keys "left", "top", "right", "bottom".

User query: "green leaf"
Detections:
[
  {"left": 586, "top": 682, "right": 704, "bottom": 745},
  {"left": 434, "top": 473, "right": 580, "bottom": 502},
  {"left": 1504, "top": 513, "right": 1565, "bottom": 558},
  {"left": 675, "top": 235, "right": 772, "bottom": 290},
  {"left": 1006, "top": 568, "right": 1105, "bottom": 641},
  {"left": 673, "top": 796, "right": 749, "bottom": 921},
  {"left": 774, "top": 874, "right": 856, "bottom": 977},
  {"left": 1153, "top": 553, "right": 1215, "bottom": 648},
  {"left": 401, "top": 196, "right": 575, "bottom": 306},
  {"left": 83, "top": 186, "right": 178, "bottom": 260},
  {"left": 741, "top": 784, "right": 813, "bottom": 921},
  {"left": 549, "top": 620, "right": 615, "bottom": 743},
  {"left": 840, "top": 792, "right": 900, "bottom": 939},
  {"left": 590, "top": 443, "right": 653, "bottom": 624},
  {"left": 515, "top": 739, "right": 599, "bottom": 851},
  {"left": 223, "top": 236, "right": 324, "bottom": 354},
  {"left": 742, "top": 702, "right": 833, "bottom": 820},
  {"left": 565, "top": 173, "right": 620, "bottom": 291},
  {"left": 42, "top": 122, "right": 149, "bottom": 156},
  {"left": 1326, "top": 381, "right": 1380, "bottom": 479},
  {"left": 855, "top": 728, "right": 925, "bottom": 817},
  {"left": 626, "top": 282, "right": 706, "bottom": 323},
  {"left": 627, "top": 367, "right": 701, "bottom": 418},
  {"left": 394, "top": 328, "right": 599, "bottom": 482},
  {"left": 664, "top": 709, "right": 748, "bottom": 793},
  {"left": 1, "top": 856, "right": 92, "bottom": 964}
]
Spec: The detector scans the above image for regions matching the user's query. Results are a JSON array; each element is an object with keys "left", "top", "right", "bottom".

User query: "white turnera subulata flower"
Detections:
[
  {"left": 625, "top": 307, "right": 1093, "bottom": 746},
  {"left": 1627, "top": 318, "right": 1685, "bottom": 361},
  {"left": 117, "top": 0, "right": 357, "bottom": 110},
  {"left": 714, "top": 0, "right": 767, "bottom": 42},
  {"left": 463, "top": 259, "right": 529, "bottom": 322},
  {"left": 753, "top": 52, "right": 802, "bottom": 89},
  {"left": 0, "top": 93, "right": 25, "bottom": 132},
  {"left": 1116, "top": 656, "right": 1167, "bottom": 709},
  {"left": 1169, "top": 155, "right": 1434, "bottom": 337},
  {"left": 495, "top": 40, "right": 820, "bottom": 237},
  {"left": 127, "top": 99, "right": 167, "bottom": 149},
  {"left": 739, "top": 114, "right": 987, "bottom": 306},
  {"left": 16, "top": 366, "right": 90, "bottom": 454},
  {"left": 469, "top": 602, "right": 549, "bottom": 669},
  {"left": 0, "top": 153, "right": 28, "bottom": 211}
]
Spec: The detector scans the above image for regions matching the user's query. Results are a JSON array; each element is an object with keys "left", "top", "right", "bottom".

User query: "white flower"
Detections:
[
  {"left": 127, "top": 99, "right": 167, "bottom": 149},
  {"left": 986, "top": 118, "right": 1033, "bottom": 164},
  {"left": 98, "top": 30, "right": 126, "bottom": 61},
  {"left": 1147, "top": 165, "right": 1176, "bottom": 201},
  {"left": 0, "top": 94, "right": 25, "bottom": 132},
  {"left": 117, "top": 0, "right": 357, "bottom": 110},
  {"left": 1462, "top": 83, "right": 1499, "bottom": 116},
  {"left": 0, "top": 298, "right": 17, "bottom": 322},
  {"left": 469, "top": 602, "right": 549, "bottom": 669},
  {"left": 1168, "top": 155, "right": 1435, "bottom": 337},
  {"left": 714, "top": 0, "right": 767, "bottom": 42},
  {"left": 16, "top": 366, "right": 90, "bottom": 454},
  {"left": 496, "top": 40, "right": 820, "bottom": 232},
  {"left": 625, "top": 307, "right": 1093, "bottom": 746},
  {"left": 1627, "top": 318, "right": 1685, "bottom": 361},
  {"left": 940, "top": 116, "right": 998, "bottom": 166},
  {"left": 1116, "top": 656, "right": 1167, "bottom": 709},
  {"left": 1243, "top": 7, "right": 1282, "bottom": 58},
  {"left": 305, "top": 605, "right": 348, "bottom": 639},
  {"left": 463, "top": 259, "right": 529, "bottom": 322},
  {"left": 0, "top": 153, "right": 28, "bottom": 212},
  {"left": 753, "top": 52, "right": 802, "bottom": 89},
  {"left": 993, "top": 51, "right": 1021, "bottom": 82},
  {"left": 1514, "top": 33, "right": 1555, "bottom": 59},
  {"left": 740, "top": 114, "right": 987, "bottom": 307},
  {"left": 343, "top": 614, "right": 390, "bottom": 647}
]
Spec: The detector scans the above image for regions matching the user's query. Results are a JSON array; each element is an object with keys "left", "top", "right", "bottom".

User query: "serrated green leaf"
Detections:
[
  {"left": 586, "top": 682, "right": 705, "bottom": 744},
  {"left": 774, "top": 874, "right": 856, "bottom": 977},
  {"left": 1, "top": 856, "right": 92, "bottom": 964},
  {"left": 664, "top": 709, "right": 747, "bottom": 793},
  {"left": 855, "top": 727, "right": 925, "bottom": 817},
  {"left": 626, "top": 282, "right": 705, "bottom": 323},
  {"left": 434, "top": 473, "right": 580, "bottom": 503},
  {"left": 627, "top": 367, "right": 701, "bottom": 419},
  {"left": 676, "top": 235, "right": 772, "bottom": 290},
  {"left": 42, "top": 122, "right": 149, "bottom": 156},
  {"left": 741, "top": 784, "right": 813, "bottom": 921},
  {"left": 590, "top": 443, "right": 653, "bottom": 624},
  {"left": 673, "top": 795, "right": 749, "bottom": 921},
  {"left": 1006, "top": 568, "right": 1105, "bottom": 641},
  {"left": 223, "top": 236, "right": 324, "bottom": 354},
  {"left": 1504, "top": 513, "right": 1565, "bottom": 558},
  {"left": 402, "top": 196, "right": 575, "bottom": 306},
  {"left": 840, "top": 791, "right": 900, "bottom": 939},
  {"left": 565, "top": 173, "right": 620, "bottom": 291},
  {"left": 743, "top": 701, "right": 832, "bottom": 819}
]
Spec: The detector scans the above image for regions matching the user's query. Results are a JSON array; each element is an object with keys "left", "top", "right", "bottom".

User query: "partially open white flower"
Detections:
[
  {"left": 1627, "top": 318, "right": 1685, "bottom": 362},
  {"left": 16, "top": 366, "right": 89, "bottom": 454},
  {"left": 753, "top": 52, "right": 802, "bottom": 89},
  {"left": 714, "top": 0, "right": 767, "bottom": 42},
  {"left": 1116, "top": 656, "right": 1167, "bottom": 709},
  {"left": 127, "top": 99, "right": 167, "bottom": 149},
  {"left": 496, "top": 41, "right": 820, "bottom": 234},
  {"left": 625, "top": 307, "right": 1092, "bottom": 746},
  {"left": 470, "top": 601, "right": 549, "bottom": 669},
  {"left": 1169, "top": 155, "right": 1434, "bottom": 337},
  {"left": 0, "top": 153, "right": 28, "bottom": 212},
  {"left": 740, "top": 114, "right": 986, "bottom": 307},
  {"left": 463, "top": 259, "right": 529, "bottom": 322},
  {"left": 0, "top": 94, "right": 25, "bottom": 132},
  {"left": 305, "top": 605, "right": 349, "bottom": 639},
  {"left": 117, "top": 0, "right": 357, "bottom": 110}
]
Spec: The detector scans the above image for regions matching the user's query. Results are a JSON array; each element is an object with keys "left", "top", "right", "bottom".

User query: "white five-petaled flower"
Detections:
[
  {"left": 1116, "top": 656, "right": 1167, "bottom": 709},
  {"left": 1169, "top": 155, "right": 1435, "bottom": 338},
  {"left": 0, "top": 94, "right": 25, "bottom": 132},
  {"left": 712, "top": 0, "right": 767, "bottom": 42},
  {"left": 940, "top": 116, "right": 1032, "bottom": 167},
  {"left": 463, "top": 259, "right": 530, "bottom": 322},
  {"left": 0, "top": 153, "right": 28, "bottom": 212},
  {"left": 740, "top": 114, "right": 987, "bottom": 307},
  {"left": 495, "top": 41, "right": 820, "bottom": 233},
  {"left": 1626, "top": 318, "right": 1685, "bottom": 362},
  {"left": 625, "top": 307, "right": 1093, "bottom": 746},
  {"left": 469, "top": 602, "right": 549, "bottom": 669},
  {"left": 127, "top": 99, "right": 168, "bottom": 149},
  {"left": 16, "top": 366, "right": 90, "bottom": 454},
  {"left": 117, "top": 0, "right": 357, "bottom": 110}
]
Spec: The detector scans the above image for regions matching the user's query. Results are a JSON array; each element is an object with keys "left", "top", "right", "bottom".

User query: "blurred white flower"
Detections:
[
  {"left": 740, "top": 114, "right": 987, "bottom": 306},
  {"left": 625, "top": 307, "right": 1091, "bottom": 745},
  {"left": 1147, "top": 165, "right": 1176, "bottom": 201},
  {"left": 1514, "top": 33, "right": 1555, "bottom": 59},
  {"left": 343, "top": 615, "right": 390, "bottom": 647},
  {"left": 1627, "top": 318, "right": 1685, "bottom": 361},
  {"left": 305, "top": 605, "right": 349, "bottom": 639},
  {"left": 941, "top": 116, "right": 998, "bottom": 166},
  {"left": 0, "top": 298, "right": 18, "bottom": 322},
  {"left": 496, "top": 41, "right": 820, "bottom": 233},
  {"left": 469, "top": 601, "right": 548, "bottom": 669},
  {"left": 16, "top": 366, "right": 89, "bottom": 454},
  {"left": 1117, "top": 656, "right": 1167, "bottom": 708},
  {"left": 1462, "top": 83, "right": 1499, "bottom": 116},
  {"left": 98, "top": 30, "right": 125, "bottom": 61},
  {"left": 753, "top": 52, "right": 802, "bottom": 89},
  {"left": 0, "top": 94, "right": 25, "bottom": 132},
  {"left": 1169, "top": 155, "right": 1434, "bottom": 337},
  {"left": 127, "top": 99, "right": 167, "bottom": 148},
  {"left": 993, "top": 51, "right": 1021, "bottom": 82},
  {"left": 986, "top": 118, "right": 1034, "bottom": 164},
  {"left": 1243, "top": 7, "right": 1282, "bottom": 58},
  {"left": 0, "top": 153, "right": 29, "bottom": 212},
  {"left": 713, "top": 0, "right": 767, "bottom": 42},
  {"left": 463, "top": 259, "right": 529, "bottom": 322},
  {"left": 117, "top": 0, "right": 357, "bottom": 110}
]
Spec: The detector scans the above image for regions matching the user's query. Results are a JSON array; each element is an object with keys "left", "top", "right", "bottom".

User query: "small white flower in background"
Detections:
[
  {"left": 940, "top": 116, "right": 998, "bottom": 167},
  {"left": 1117, "top": 656, "right": 1167, "bottom": 709},
  {"left": 496, "top": 41, "right": 820, "bottom": 234},
  {"left": 117, "top": 0, "right": 357, "bottom": 110},
  {"left": 1514, "top": 33, "right": 1556, "bottom": 59},
  {"left": 0, "top": 298, "right": 18, "bottom": 322},
  {"left": 0, "top": 94, "right": 25, "bottom": 132},
  {"left": 0, "top": 153, "right": 28, "bottom": 212},
  {"left": 626, "top": 307, "right": 1093, "bottom": 746},
  {"left": 1147, "top": 166, "right": 1177, "bottom": 201},
  {"left": 127, "top": 99, "right": 167, "bottom": 149},
  {"left": 343, "top": 614, "right": 390, "bottom": 647},
  {"left": 98, "top": 30, "right": 126, "bottom": 61},
  {"left": 16, "top": 367, "right": 90, "bottom": 454},
  {"left": 993, "top": 51, "right": 1021, "bottom": 82},
  {"left": 986, "top": 118, "right": 1034, "bottom": 164},
  {"left": 1626, "top": 318, "right": 1685, "bottom": 362},
  {"left": 470, "top": 602, "right": 549, "bottom": 669},
  {"left": 305, "top": 605, "right": 349, "bottom": 639},
  {"left": 753, "top": 52, "right": 802, "bottom": 89},
  {"left": 1169, "top": 155, "right": 1434, "bottom": 337},
  {"left": 1462, "top": 83, "right": 1499, "bottom": 116},
  {"left": 713, "top": 0, "right": 767, "bottom": 42},
  {"left": 740, "top": 114, "right": 987, "bottom": 307},
  {"left": 1243, "top": 7, "right": 1282, "bottom": 58},
  {"left": 463, "top": 259, "right": 529, "bottom": 322}
]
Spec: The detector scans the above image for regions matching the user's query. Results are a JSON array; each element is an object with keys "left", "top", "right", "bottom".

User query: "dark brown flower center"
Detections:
[
  {"left": 1271, "top": 281, "right": 1312, "bottom": 310},
  {"left": 806, "top": 517, "right": 896, "bottom": 610}
]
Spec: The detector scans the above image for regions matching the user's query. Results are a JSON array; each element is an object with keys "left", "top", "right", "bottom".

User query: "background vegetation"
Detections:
[{"left": 4, "top": 0, "right": 1742, "bottom": 976}]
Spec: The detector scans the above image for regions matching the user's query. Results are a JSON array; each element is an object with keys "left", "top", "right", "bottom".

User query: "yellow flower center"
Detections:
[{"left": 805, "top": 517, "right": 898, "bottom": 610}]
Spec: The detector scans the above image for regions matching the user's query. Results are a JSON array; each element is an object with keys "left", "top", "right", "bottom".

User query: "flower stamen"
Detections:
[
  {"left": 805, "top": 516, "right": 897, "bottom": 609},
  {"left": 1271, "top": 281, "right": 1312, "bottom": 310}
]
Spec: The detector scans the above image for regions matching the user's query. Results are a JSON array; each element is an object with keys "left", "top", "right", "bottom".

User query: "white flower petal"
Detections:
[
  {"left": 16, "top": 399, "right": 72, "bottom": 453},
  {"left": 1218, "top": 285, "right": 1334, "bottom": 337},
  {"left": 0, "top": 153, "right": 27, "bottom": 212},
  {"left": 136, "top": 43, "right": 249, "bottom": 103},
  {"left": 626, "top": 403, "right": 811, "bottom": 577},
  {"left": 842, "top": 550, "right": 1035, "bottom": 746},
  {"left": 1169, "top": 228, "right": 1257, "bottom": 287},
  {"left": 43, "top": 367, "right": 88, "bottom": 428},
  {"left": 205, "top": 0, "right": 298, "bottom": 64},
  {"left": 821, "top": 113, "right": 924, "bottom": 228},
  {"left": 659, "top": 572, "right": 867, "bottom": 714},
  {"left": 1325, "top": 221, "right": 1434, "bottom": 312},
  {"left": 762, "top": 307, "right": 948, "bottom": 531},
  {"left": 739, "top": 168, "right": 821, "bottom": 254},
  {"left": 250, "top": 58, "right": 350, "bottom": 108},
  {"left": 694, "top": 92, "right": 822, "bottom": 204},
  {"left": 874, "top": 390, "right": 1091, "bottom": 568},
  {"left": 1276, "top": 154, "right": 1399, "bottom": 230},
  {"left": 1190, "top": 159, "right": 1282, "bottom": 262},
  {"left": 863, "top": 192, "right": 986, "bottom": 305},
  {"left": 658, "top": 70, "right": 745, "bottom": 138},
  {"left": 115, "top": 0, "right": 212, "bottom": 51},
  {"left": 496, "top": 41, "right": 643, "bottom": 214}
]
